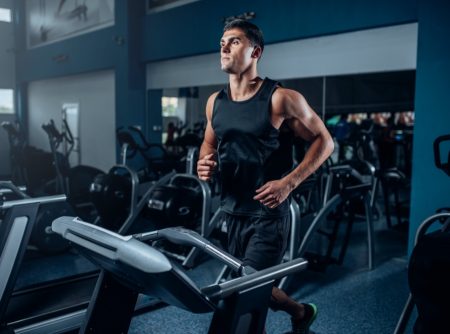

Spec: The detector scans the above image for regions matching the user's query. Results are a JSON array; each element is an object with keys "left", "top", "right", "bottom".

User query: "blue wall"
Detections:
[
  {"left": 12, "top": 0, "right": 450, "bottom": 253},
  {"left": 143, "top": 0, "right": 417, "bottom": 61},
  {"left": 409, "top": 0, "right": 450, "bottom": 253}
]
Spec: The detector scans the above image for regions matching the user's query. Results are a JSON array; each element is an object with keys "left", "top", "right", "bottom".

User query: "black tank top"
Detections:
[{"left": 212, "top": 78, "right": 293, "bottom": 217}]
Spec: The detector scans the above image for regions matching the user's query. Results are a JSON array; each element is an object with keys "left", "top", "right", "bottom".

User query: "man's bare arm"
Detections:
[
  {"left": 197, "top": 92, "right": 219, "bottom": 181},
  {"left": 281, "top": 88, "right": 334, "bottom": 190},
  {"left": 254, "top": 88, "right": 334, "bottom": 208}
]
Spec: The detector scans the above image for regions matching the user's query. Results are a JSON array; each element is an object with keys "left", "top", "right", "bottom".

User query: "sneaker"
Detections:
[{"left": 289, "top": 303, "right": 318, "bottom": 334}]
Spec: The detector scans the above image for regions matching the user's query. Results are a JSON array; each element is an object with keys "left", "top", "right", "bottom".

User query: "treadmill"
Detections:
[
  {"left": 51, "top": 217, "right": 309, "bottom": 334},
  {"left": 0, "top": 173, "right": 173, "bottom": 334}
]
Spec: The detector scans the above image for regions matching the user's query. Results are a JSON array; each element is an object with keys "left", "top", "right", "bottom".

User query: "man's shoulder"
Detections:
[
  {"left": 271, "top": 87, "right": 309, "bottom": 118},
  {"left": 208, "top": 90, "right": 223, "bottom": 101},
  {"left": 206, "top": 90, "right": 223, "bottom": 117},
  {"left": 272, "top": 86, "right": 302, "bottom": 97},
  {"left": 207, "top": 91, "right": 222, "bottom": 104},
  {"left": 272, "top": 87, "right": 303, "bottom": 105}
]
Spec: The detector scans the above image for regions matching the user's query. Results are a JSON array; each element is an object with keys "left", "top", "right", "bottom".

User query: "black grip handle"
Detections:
[{"left": 433, "top": 134, "right": 450, "bottom": 176}]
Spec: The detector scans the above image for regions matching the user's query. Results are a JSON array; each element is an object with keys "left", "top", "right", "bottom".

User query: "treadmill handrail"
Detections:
[
  {"left": 0, "top": 181, "right": 28, "bottom": 198},
  {"left": 0, "top": 194, "right": 67, "bottom": 210},
  {"left": 54, "top": 217, "right": 245, "bottom": 275},
  {"left": 52, "top": 217, "right": 172, "bottom": 274},
  {"left": 135, "top": 227, "right": 243, "bottom": 273},
  {"left": 202, "top": 257, "right": 308, "bottom": 300}
]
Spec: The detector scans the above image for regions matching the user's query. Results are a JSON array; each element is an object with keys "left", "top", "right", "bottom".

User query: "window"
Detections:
[
  {"left": 0, "top": 8, "right": 11, "bottom": 22},
  {"left": 161, "top": 96, "right": 187, "bottom": 144},
  {"left": 162, "top": 97, "right": 179, "bottom": 117},
  {"left": 0, "top": 89, "right": 14, "bottom": 114}
]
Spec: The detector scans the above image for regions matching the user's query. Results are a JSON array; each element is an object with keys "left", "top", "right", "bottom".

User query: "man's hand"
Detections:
[
  {"left": 253, "top": 179, "right": 291, "bottom": 209},
  {"left": 197, "top": 153, "right": 217, "bottom": 181}
]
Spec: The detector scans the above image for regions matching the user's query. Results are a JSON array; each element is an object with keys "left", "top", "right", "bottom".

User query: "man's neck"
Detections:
[{"left": 228, "top": 73, "right": 263, "bottom": 101}]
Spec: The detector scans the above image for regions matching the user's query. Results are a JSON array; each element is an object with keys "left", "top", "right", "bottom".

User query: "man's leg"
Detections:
[
  {"left": 241, "top": 215, "right": 318, "bottom": 334},
  {"left": 271, "top": 286, "right": 305, "bottom": 317},
  {"left": 270, "top": 287, "right": 318, "bottom": 334}
]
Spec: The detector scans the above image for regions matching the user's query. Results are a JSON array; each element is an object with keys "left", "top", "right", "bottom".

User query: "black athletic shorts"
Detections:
[{"left": 225, "top": 213, "right": 291, "bottom": 271}]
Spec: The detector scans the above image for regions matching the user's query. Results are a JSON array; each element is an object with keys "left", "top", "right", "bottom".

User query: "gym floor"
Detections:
[{"left": 17, "top": 216, "right": 413, "bottom": 334}]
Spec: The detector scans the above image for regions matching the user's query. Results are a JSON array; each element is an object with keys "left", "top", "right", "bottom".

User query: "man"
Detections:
[{"left": 197, "top": 19, "right": 334, "bottom": 334}]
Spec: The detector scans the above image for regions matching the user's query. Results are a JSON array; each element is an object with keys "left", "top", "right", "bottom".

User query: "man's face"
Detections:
[{"left": 220, "top": 28, "right": 257, "bottom": 74}]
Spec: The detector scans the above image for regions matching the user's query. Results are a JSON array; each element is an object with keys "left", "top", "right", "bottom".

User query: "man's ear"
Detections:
[{"left": 251, "top": 46, "right": 262, "bottom": 59}]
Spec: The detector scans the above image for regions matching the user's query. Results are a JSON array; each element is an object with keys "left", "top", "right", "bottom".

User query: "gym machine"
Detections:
[
  {"left": 302, "top": 164, "right": 375, "bottom": 272},
  {"left": 0, "top": 174, "right": 174, "bottom": 334},
  {"left": 51, "top": 217, "right": 309, "bottom": 334},
  {"left": 145, "top": 173, "right": 213, "bottom": 267},
  {"left": 0, "top": 193, "right": 97, "bottom": 334},
  {"left": 393, "top": 211, "right": 450, "bottom": 334},
  {"left": 1, "top": 121, "right": 56, "bottom": 195},
  {"left": 91, "top": 141, "right": 213, "bottom": 267},
  {"left": 41, "top": 119, "right": 105, "bottom": 220},
  {"left": 394, "top": 134, "right": 450, "bottom": 334},
  {"left": 0, "top": 181, "right": 71, "bottom": 254},
  {"left": 116, "top": 125, "right": 182, "bottom": 181}
]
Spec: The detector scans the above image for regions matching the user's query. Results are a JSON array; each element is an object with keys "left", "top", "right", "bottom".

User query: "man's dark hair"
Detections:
[{"left": 223, "top": 19, "right": 264, "bottom": 53}]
